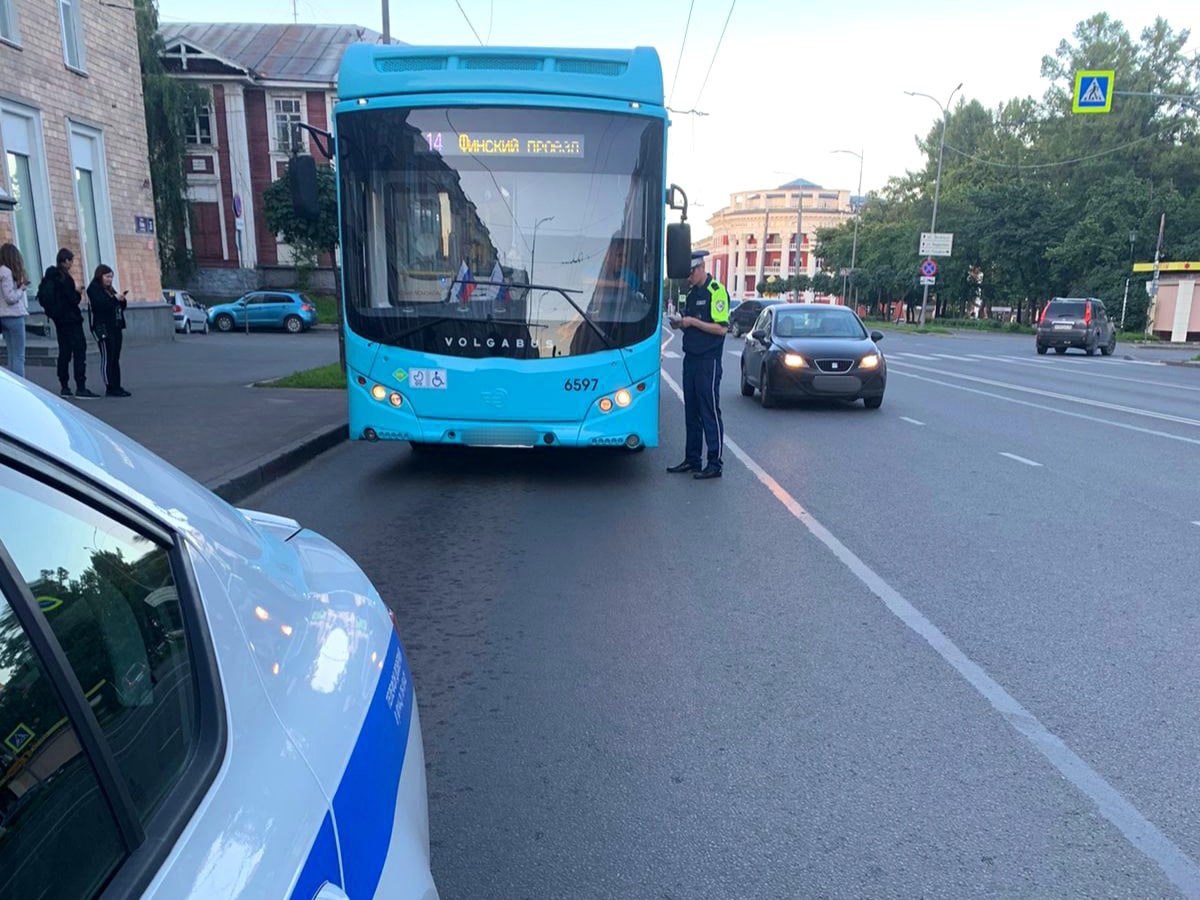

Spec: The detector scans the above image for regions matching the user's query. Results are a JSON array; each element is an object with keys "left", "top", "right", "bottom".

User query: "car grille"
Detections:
[{"left": 814, "top": 358, "right": 855, "bottom": 374}]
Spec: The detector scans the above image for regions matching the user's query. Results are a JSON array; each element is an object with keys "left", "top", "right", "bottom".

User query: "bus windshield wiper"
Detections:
[{"left": 377, "top": 279, "right": 614, "bottom": 349}]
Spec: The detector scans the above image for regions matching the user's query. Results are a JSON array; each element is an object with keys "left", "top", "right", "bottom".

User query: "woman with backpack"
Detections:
[
  {"left": 0, "top": 243, "right": 30, "bottom": 377},
  {"left": 87, "top": 264, "right": 131, "bottom": 397}
]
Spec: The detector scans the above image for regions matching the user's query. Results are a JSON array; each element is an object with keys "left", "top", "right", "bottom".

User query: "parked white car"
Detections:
[
  {"left": 0, "top": 370, "right": 437, "bottom": 900},
  {"left": 164, "top": 289, "right": 209, "bottom": 334}
]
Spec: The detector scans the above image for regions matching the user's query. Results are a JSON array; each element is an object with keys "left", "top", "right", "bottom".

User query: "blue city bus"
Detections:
[{"left": 301, "top": 44, "right": 692, "bottom": 450}]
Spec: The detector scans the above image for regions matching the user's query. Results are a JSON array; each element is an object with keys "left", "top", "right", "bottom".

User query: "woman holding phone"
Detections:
[{"left": 87, "top": 264, "right": 131, "bottom": 397}]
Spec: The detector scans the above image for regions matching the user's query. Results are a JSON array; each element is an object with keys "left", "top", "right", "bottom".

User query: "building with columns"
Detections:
[
  {"left": 159, "top": 23, "right": 389, "bottom": 295},
  {"left": 694, "top": 179, "right": 855, "bottom": 298}
]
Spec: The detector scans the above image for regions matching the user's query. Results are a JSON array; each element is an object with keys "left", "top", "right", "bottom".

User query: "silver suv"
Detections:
[{"left": 1035, "top": 297, "right": 1116, "bottom": 356}]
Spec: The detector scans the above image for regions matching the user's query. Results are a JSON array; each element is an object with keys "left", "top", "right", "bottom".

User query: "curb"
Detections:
[
  {"left": 208, "top": 421, "right": 348, "bottom": 504},
  {"left": 1164, "top": 360, "right": 1200, "bottom": 369}
]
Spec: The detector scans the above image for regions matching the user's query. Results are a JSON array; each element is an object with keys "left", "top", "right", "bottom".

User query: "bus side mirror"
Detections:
[
  {"left": 289, "top": 155, "right": 320, "bottom": 222},
  {"left": 666, "top": 223, "right": 692, "bottom": 280}
]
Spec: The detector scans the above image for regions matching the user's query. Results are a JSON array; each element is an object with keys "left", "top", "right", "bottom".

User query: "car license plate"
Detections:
[{"left": 1053, "top": 322, "right": 1073, "bottom": 330}]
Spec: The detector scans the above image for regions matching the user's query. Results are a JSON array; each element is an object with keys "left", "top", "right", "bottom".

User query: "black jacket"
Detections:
[
  {"left": 42, "top": 266, "right": 83, "bottom": 325},
  {"left": 87, "top": 282, "right": 124, "bottom": 333}
]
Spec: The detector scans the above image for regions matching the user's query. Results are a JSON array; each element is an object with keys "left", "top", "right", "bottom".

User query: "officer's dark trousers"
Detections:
[
  {"left": 97, "top": 328, "right": 123, "bottom": 392},
  {"left": 682, "top": 354, "right": 724, "bottom": 470},
  {"left": 55, "top": 321, "right": 87, "bottom": 390}
]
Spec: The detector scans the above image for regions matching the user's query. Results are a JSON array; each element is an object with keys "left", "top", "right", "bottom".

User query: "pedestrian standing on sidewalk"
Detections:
[
  {"left": 0, "top": 243, "right": 31, "bottom": 378},
  {"left": 39, "top": 248, "right": 96, "bottom": 398},
  {"left": 87, "top": 264, "right": 131, "bottom": 397}
]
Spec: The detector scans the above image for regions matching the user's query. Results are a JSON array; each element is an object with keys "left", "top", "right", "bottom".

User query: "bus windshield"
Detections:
[{"left": 337, "top": 106, "right": 664, "bottom": 359}]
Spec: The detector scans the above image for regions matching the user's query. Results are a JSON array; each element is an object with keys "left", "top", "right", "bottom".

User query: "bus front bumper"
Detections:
[{"left": 348, "top": 377, "right": 660, "bottom": 449}]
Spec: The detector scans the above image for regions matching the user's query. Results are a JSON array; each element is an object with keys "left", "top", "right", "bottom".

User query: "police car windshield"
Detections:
[
  {"left": 775, "top": 310, "right": 867, "bottom": 339},
  {"left": 337, "top": 105, "right": 663, "bottom": 359}
]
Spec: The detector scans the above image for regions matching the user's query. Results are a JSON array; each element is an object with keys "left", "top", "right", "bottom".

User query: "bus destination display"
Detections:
[{"left": 422, "top": 131, "right": 585, "bottom": 158}]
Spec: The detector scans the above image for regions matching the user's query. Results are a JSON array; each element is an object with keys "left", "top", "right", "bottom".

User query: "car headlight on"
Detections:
[
  {"left": 858, "top": 353, "right": 881, "bottom": 370},
  {"left": 783, "top": 353, "right": 807, "bottom": 368}
]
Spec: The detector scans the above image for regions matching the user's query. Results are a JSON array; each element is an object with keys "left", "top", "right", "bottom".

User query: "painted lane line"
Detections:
[
  {"left": 889, "top": 369, "right": 1200, "bottom": 448},
  {"left": 985, "top": 356, "right": 1200, "bottom": 393},
  {"left": 1000, "top": 452, "right": 1043, "bottom": 467},
  {"left": 900, "top": 416, "right": 926, "bottom": 426},
  {"left": 892, "top": 352, "right": 939, "bottom": 360},
  {"left": 658, "top": 368, "right": 1200, "bottom": 897},
  {"left": 1193, "top": 522, "right": 1200, "bottom": 528},
  {"left": 887, "top": 360, "right": 1200, "bottom": 429},
  {"left": 930, "top": 354, "right": 977, "bottom": 361},
  {"left": 664, "top": 350, "right": 681, "bottom": 359}
]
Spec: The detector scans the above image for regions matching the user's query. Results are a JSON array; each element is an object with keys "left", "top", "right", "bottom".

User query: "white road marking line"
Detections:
[
  {"left": 1000, "top": 452, "right": 1042, "bottom": 467},
  {"left": 930, "top": 354, "right": 976, "bottom": 361},
  {"left": 1193, "top": 522, "right": 1200, "bottom": 528},
  {"left": 889, "top": 369, "right": 1200, "bottom": 447},
  {"left": 900, "top": 416, "right": 925, "bottom": 426},
  {"left": 886, "top": 360, "right": 1200, "bottom": 429},
  {"left": 664, "top": 350, "right": 681, "bottom": 359},
  {"left": 892, "top": 352, "right": 939, "bottom": 360},
  {"left": 658, "top": 367, "right": 1200, "bottom": 897}
]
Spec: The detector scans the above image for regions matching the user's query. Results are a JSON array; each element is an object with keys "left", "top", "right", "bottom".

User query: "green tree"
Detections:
[
  {"left": 262, "top": 164, "right": 340, "bottom": 272},
  {"left": 135, "top": 0, "right": 204, "bottom": 282}
]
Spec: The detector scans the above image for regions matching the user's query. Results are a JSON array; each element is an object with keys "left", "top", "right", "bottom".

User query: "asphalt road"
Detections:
[{"left": 249, "top": 328, "right": 1200, "bottom": 899}]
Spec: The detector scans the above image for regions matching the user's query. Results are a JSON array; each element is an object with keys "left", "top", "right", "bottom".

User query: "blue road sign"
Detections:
[
  {"left": 1073, "top": 70, "right": 1114, "bottom": 114},
  {"left": 920, "top": 258, "right": 938, "bottom": 278}
]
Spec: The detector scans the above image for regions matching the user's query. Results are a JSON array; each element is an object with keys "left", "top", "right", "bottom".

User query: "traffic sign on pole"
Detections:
[
  {"left": 919, "top": 258, "right": 938, "bottom": 278},
  {"left": 1073, "top": 70, "right": 1114, "bottom": 114},
  {"left": 919, "top": 275, "right": 936, "bottom": 286},
  {"left": 919, "top": 232, "right": 954, "bottom": 256}
]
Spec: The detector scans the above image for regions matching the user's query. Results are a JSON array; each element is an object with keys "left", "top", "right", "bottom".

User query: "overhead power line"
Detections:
[
  {"left": 453, "top": 0, "right": 485, "bottom": 45},
  {"left": 667, "top": 0, "right": 696, "bottom": 109},
  {"left": 943, "top": 121, "right": 1183, "bottom": 170},
  {"left": 693, "top": 0, "right": 737, "bottom": 109}
]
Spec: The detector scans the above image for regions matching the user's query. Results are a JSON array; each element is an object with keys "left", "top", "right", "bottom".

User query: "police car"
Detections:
[{"left": 0, "top": 370, "right": 437, "bottom": 899}]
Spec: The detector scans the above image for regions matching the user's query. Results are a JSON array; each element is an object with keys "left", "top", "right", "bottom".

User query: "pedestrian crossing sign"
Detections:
[{"left": 1073, "top": 70, "right": 1114, "bottom": 114}]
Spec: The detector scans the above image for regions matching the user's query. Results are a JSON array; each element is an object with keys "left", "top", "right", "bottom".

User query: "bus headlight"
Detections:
[
  {"left": 598, "top": 397, "right": 614, "bottom": 413},
  {"left": 388, "top": 392, "right": 403, "bottom": 407},
  {"left": 615, "top": 389, "right": 632, "bottom": 408},
  {"left": 370, "top": 384, "right": 387, "bottom": 401}
]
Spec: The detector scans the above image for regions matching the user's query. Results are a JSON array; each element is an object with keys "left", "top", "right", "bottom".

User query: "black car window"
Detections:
[
  {"left": 0, "top": 466, "right": 199, "bottom": 827},
  {"left": 0, "top": 594, "right": 127, "bottom": 899},
  {"left": 249, "top": 294, "right": 273, "bottom": 305},
  {"left": 1046, "top": 300, "right": 1086, "bottom": 317},
  {"left": 776, "top": 309, "right": 867, "bottom": 338},
  {"left": 1093, "top": 302, "right": 1107, "bottom": 320}
]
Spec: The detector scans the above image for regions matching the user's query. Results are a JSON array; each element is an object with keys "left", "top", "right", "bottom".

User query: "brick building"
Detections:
[
  {"left": 0, "top": 0, "right": 162, "bottom": 304},
  {"left": 158, "top": 23, "right": 388, "bottom": 295}
]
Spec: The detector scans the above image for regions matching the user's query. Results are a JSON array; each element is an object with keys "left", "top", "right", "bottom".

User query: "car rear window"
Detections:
[{"left": 1046, "top": 301, "right": 1086, "bottom": 317}]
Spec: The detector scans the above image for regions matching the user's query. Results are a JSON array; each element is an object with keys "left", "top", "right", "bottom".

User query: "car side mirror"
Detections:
[
  {"left": 751, "top": 329, "right": 768, "bottom": 342},
  {"left": 665, "top": 223, "right": 692, "bottom": 280},
  {"left": 871, "top": 330, "right": 884, "bottom": 342},
  {"left": 289, "top": 155, "right": 320, "bottom": 223}
]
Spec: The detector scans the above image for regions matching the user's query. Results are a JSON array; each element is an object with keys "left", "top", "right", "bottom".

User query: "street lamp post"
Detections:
[
  {"left": 1121, "top": 229, "right": 1136, "bottom": 330},
  {"left": 529, "top": 215, "right": 554, "bottom": 286},
  {"left": 833, "top": 148, "right": 864, "bottom": 306},
  {"left": 905, "top": 83, "right": 962, "bottom": 326}
]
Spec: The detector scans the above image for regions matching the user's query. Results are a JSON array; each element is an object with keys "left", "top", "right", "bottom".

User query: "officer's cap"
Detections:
[{"left": 690, "top": 250, "right": 709, "bottom": 270}]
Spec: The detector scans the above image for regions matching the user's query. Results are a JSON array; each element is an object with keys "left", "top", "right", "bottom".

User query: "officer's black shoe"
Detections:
[
  {"left": 666, "top": 461, "right": 700, "bottom": 473},
  {"left": 693, "top": 465, "right": 722, "bottom": 480}
]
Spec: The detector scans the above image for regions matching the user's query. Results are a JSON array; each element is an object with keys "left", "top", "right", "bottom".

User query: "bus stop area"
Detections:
[{"left": 17, "top": 330, "right": 347, "bottom": 502}]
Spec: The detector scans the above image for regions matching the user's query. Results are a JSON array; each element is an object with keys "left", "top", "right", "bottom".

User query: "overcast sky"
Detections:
[{"left": 157, "top": 0, "right": 1196, "bottom": 231}]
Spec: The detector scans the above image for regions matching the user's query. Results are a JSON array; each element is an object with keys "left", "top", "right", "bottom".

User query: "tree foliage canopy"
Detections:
[{"left": 815, "top": 14, "right": 1200, "bottom": 328}]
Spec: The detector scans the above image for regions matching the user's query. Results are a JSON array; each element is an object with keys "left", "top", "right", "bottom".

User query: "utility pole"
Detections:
[
  {"left": 1145, "top": 213, "right": 1165, "bottom": 337},
  {"left": 381, "top": 0, "right": 391, "bottom": 42},
  {"left": 794, "top": 191, "right": 804, "bottom": 301},
  {"left": 906, "top": 84, "right": 962, "bottom": 326},
  {"left": 834, "top": 149, "right": 864, "bottom": 306},
  {"left": 1120, "top": 229, "right": 1135, "bottom": 330}
]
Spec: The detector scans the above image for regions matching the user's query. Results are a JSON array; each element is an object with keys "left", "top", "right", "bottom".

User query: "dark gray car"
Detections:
[{"left": 1035, "top": 297, "right": 1116, "bottom": 356}]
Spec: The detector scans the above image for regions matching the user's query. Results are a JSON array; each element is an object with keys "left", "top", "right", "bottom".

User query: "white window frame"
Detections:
[
  {"left": 271, "top": 95, "right": 305, "bottom": 154},
  {"left": 185, "top": 98, "right": 215, "bottom": 147},
  {"left": 0, "top": 0, "right": 21, "bottom": 46},
  {"left": 67, "top": 121, "right": 117, "bottom": 281},
  {"left": 1, "top": 100, "right": 56, "bottom": 274},
  {"left": 59, "top": 0, "right": 86, "bottom": 72}
]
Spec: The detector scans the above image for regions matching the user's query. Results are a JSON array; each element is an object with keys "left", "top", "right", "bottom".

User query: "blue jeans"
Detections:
[{"left": 0, "top": 315, "right": 26, "bottom": 379}]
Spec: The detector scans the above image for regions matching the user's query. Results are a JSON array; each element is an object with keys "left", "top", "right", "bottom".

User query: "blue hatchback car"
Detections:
[{"left": 207, "top": 291, "right": 319, "bottom": 334}]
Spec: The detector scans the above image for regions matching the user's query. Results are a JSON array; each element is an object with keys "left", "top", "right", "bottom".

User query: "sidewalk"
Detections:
[{"left": 18, "top": 329, "right": 347, "bottom": 501}]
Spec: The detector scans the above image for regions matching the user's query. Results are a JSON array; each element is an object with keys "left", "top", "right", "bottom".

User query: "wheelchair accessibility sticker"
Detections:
[{"left": 409, "top": 368, "right": 447, "bottom": 390}]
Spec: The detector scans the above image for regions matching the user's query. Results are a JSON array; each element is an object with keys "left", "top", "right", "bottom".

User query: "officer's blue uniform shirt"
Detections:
[{"left": 682, "top": 274, "right": 731, "bottom": 359}]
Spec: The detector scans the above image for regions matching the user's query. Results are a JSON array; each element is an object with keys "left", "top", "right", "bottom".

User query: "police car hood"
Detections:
[{"left": 0, "top": 370, "right": 269, "bottom": 557}]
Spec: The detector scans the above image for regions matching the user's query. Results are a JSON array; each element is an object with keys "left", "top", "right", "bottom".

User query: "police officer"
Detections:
[{"left": 667, "top": 250, "right": 730, "bottom": 479}]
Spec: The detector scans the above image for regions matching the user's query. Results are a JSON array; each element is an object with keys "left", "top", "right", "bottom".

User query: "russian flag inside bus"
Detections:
[{"left": 315, "top": 44, "right": 691, "bottom": 450}]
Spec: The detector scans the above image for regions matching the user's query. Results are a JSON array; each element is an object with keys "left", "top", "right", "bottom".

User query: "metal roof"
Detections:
[
  {"left": 159, "top": 23, "right": 398, "bottom": 84},
  {"left": 778, "top": 178, "right": 822, "bottom": 190}
]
